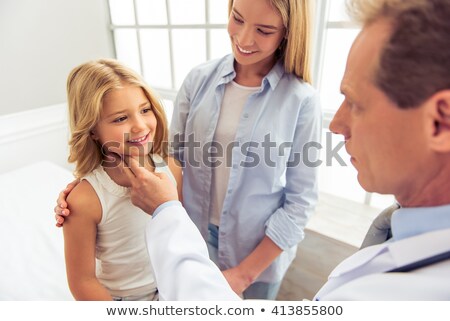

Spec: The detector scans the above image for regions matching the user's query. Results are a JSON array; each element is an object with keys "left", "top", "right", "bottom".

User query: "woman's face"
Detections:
[{"left": 228, "top": 0, "right": 285, "bottom": 70}]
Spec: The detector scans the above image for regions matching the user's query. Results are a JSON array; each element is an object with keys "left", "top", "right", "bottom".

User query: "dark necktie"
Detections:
[{"left": 360, "top": 203, "right": 400, "bottom": 249}]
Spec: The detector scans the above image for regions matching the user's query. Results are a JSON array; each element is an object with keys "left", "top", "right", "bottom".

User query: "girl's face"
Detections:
[
  {"left": 92, "top": 84, "right": 157, "bottom": 158},
  {"left": 228, "top": 0, "right": 285, "bottom": 70}
]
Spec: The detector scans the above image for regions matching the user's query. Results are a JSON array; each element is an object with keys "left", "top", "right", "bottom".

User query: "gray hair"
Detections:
[{"left": 347, "top": 0, "right": 450, "bottom": 108}]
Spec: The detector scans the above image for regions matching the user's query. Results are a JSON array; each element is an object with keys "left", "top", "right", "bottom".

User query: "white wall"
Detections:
[
  {"left": 0, "top": 104, "right": 71, "bottom": 174},
  {"left": 0, "top": 0, "right": 114, "bottom": 116}
]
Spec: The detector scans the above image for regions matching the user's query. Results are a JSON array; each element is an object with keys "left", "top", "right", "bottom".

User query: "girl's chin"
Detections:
[
  {"left": 122, "top": 153, "right": 152, "bottom": 160},
  {"left": 102, "top": 151, "right": 150, "bottom": 162},
  {"left": 120, "top": 148, "right": 151, "bottom": 157}
]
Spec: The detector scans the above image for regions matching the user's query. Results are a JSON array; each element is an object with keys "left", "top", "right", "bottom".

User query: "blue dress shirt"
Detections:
[
  {"left": 391, "top": 203, "right": 450, "bottom": 241},
  {"left": 170, "top": 54, "right": 322, "bottom": 283}
]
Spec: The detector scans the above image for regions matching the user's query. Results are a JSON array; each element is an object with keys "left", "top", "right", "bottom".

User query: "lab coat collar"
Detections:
[{"left": 329, "top": 227, "right": 450, "bottom": 278}]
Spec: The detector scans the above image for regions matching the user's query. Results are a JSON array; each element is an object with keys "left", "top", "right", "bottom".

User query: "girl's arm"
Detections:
[
  {"left": 167, "top": 156, "right": 183, "bottom": 203},
  {"left": 63, "top": 180, "right": 112, "bottom": 300}
]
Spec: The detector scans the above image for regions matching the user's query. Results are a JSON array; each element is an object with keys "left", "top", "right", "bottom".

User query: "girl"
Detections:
[
  {"left": 62, "top": 59, "right": 182, "bottom": 300},
  {"left": 168, "top": 0, "right": 321, "bottom": 299}
]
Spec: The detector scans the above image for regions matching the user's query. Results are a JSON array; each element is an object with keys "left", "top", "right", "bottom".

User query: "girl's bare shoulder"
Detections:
[{"left": 66, "top": 180, "right": 102, "bottom": 224}]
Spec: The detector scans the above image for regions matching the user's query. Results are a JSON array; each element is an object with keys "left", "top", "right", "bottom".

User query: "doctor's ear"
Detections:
[{"left": 428, "top": 91, "right": 450, "bottom": 152}]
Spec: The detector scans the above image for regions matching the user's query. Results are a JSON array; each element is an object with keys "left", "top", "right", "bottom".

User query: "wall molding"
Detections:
[
  {"left": 0, "top": 103, "right": 67, "bottom": 145},
  {"left": 0, "top": 103, "right": 71, "bottom": 174}
]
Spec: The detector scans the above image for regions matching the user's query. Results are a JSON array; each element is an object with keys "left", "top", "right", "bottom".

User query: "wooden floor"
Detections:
[{"left": 276, "top": 192, "right": 381, "bottom": 300}]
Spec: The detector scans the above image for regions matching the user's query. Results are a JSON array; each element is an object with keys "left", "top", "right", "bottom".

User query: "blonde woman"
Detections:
[
  {"left": 157, "top": 0, "right": 320, "bottom": 299},
  {"left": 62, "top": 59, "right": 182, "bottom": 300}
]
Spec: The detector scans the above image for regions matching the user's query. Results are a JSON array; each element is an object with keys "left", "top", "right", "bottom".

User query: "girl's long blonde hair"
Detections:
[{"left": 67, "top": 59, "right": 168, "bottom": 178}]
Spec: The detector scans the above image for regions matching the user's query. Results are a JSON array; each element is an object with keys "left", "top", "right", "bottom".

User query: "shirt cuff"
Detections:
[{"left": 153, "top": 200, "right": 183, "bottom": 218}]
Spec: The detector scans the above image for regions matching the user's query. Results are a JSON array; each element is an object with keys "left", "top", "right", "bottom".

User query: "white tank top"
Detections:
[{"left": 82, "top": 154, "right": 176, "bottom": 297}]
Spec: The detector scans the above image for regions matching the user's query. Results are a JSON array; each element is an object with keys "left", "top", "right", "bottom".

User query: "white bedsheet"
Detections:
[{"left": 0, "top": 161, "right": 74, "bottom": 300}]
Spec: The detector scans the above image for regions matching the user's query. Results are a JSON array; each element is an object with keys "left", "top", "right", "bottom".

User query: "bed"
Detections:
[{"left": 0, "top": 161, "right": 74, "bottom": 300}]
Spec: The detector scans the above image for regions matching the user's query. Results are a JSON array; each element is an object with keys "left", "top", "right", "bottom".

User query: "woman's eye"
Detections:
[
  {"left": 142, "top": 107, "right": 152, "bottom": 114},
  {"left": 257, "top": 29, "right": 273, "bottom": 36},
  {"left": 233, "top": 15, "right": 243, "bottom": 24}
]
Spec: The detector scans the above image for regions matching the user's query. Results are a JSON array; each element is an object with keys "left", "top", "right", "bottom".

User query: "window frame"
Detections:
[
  {"left": 107, "top": 0, "right": 394, "bottom": 208},
  {"left": 107, "top": 0, "right": 228, "bottom": 101}
]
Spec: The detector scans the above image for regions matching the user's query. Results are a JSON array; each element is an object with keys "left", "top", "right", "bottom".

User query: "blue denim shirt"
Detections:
[{"left": 170, "top": 54, "right": 322, "bottom": 283}]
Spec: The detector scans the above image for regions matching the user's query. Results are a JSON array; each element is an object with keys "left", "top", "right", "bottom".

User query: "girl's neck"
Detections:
[
  {"left": 103, "top": 154, "right": 154, "bottom": 188},
  {"left": 233, "top": 55, "right": 277, "bottom": 87}
]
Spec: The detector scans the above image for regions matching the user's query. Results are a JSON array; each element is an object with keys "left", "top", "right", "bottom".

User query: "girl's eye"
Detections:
[
  {"left": 142, "top": 107, "right": 152, "bottom": 114},
  {"left": 113, "top": 116, "right": 127, "bottom": 123}
]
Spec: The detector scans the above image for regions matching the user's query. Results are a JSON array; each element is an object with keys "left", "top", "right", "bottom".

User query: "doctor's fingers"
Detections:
[{"left": 122, "top": 155, "right": 151, "bottom": 182}]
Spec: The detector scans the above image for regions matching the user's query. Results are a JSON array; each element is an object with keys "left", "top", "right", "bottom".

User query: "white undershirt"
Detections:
[{"left": 209, "top": 81, "right": 260, "bottom": 226}]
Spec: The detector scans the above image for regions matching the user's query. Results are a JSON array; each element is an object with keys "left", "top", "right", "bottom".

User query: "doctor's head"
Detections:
[{"left": 329, "top": 0, "right": 450, "bottom": 207}]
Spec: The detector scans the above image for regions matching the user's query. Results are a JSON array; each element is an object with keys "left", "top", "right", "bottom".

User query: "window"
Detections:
[
  {"left": 108, "top": 0, "right": 229, "bottom": 100},
  {"left": 107, "top": 0, "right": 395, "bottom": 209},
  {"left": 314, "top": 0, "right": 395, "bottom": 208}
]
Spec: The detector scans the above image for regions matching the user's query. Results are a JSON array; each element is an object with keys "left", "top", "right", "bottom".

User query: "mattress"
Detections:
[{"left": 0, "top": 161, "right": 74, "bottom": 300}]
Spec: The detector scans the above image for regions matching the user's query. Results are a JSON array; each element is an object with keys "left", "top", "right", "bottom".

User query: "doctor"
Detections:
[{"left": 122, "top": 0, "right": 450, "bottom": 300}]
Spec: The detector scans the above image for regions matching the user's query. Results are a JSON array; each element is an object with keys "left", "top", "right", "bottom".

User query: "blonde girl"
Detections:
[{"left": 63, "top": 59, "right": 182, "bottom": 300}]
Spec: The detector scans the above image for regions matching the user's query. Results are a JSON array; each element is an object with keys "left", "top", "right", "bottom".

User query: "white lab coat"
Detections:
[
  {"left": 146, "top": 203, "right": 450, "bottom": 301},
  {"left": 315, "top": 228, "right": 450, "bottom": 300},
  {"left": 145, "top": 204, "right": 240, "bottom": 300}
]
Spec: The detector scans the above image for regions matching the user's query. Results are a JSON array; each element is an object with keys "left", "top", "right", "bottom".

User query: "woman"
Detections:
[{"left": 169, "top": 0, "right": 320, "bottom": 299}]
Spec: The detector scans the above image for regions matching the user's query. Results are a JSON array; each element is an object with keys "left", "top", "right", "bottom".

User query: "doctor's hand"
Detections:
[
  {"left": 54, "top": 179, "right": 80, "bottom": 227},
  {"left": 222, "top": 266, "right": 252, "bottom": 296},
  {"left": 123, "top": 155, "right": 178, "bottom": 215}
]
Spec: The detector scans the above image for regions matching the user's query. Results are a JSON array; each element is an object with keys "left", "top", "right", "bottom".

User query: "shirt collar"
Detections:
[
  {"left": 219, "top": 54, "right": 236, "bottom": 82},
  {"left": 391, "top": 203, "right": 450, "bottom": 241},
  {"left": 263, "top": 59, "right": 284, "bottom": 90},
  {"left": 219, "top": 54, "right": 285, "bottom": 90}
]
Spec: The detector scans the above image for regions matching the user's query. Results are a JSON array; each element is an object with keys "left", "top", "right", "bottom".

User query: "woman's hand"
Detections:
[
  {"left": 54, "top": 179, "right": 80, "bottom": 227},
  {"left": 222, "top": 266, "right": 253, "bottom": 296},
  {"left": 222, "top": 236, "right": 283, "bottom": 295}
]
